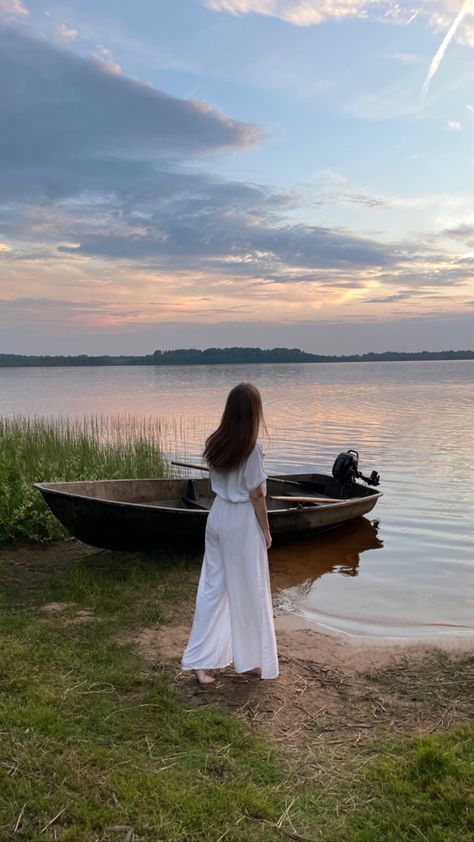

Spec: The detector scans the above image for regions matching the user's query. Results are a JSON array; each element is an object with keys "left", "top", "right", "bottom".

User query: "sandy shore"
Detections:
[
  {"left": 130, "top": 601, "right": 473, "bottom": 756},
  {"left": 135, "top": 599, "right": 474, "bottom": 677},
  {"left": 274, "top": 609, "right": 474, "bottom": 673}
]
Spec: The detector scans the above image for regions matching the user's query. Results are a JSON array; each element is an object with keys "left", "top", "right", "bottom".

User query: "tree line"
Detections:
[{"left": 1, "top": 347, "right": 474, "bottom": 367}]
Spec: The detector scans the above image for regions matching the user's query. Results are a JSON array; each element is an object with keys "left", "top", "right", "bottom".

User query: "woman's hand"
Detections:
[{"left": 263, "top": 528, "right": 272, "bottom": 549}]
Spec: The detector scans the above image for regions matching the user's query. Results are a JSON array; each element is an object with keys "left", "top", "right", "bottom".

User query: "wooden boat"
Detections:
[{"left": 34, "top": 472, "right": 382, "bottom": 551}]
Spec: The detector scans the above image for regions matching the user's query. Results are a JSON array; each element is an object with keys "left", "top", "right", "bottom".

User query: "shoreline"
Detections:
[
  {"left": 2, "top": 352, "right": 474, "bottom": 369},
  {"left": 2, "top": 359, "right": 474, "bottom": 371},
  {"left": 6, "top": 540, "right": 473, "bottom": 671},
  {"left": 274, "top": 610, "right": 474, "bottom": 674}
]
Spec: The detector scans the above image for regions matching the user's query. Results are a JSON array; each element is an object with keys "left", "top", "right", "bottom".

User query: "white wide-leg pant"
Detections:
[{"left": 181, "top": 496, "right": 279, "bottom": 679}]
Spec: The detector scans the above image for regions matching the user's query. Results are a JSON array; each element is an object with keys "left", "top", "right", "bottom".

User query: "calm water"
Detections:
[{"left": 2, "top": 361, "right": 473, "bottom": 638}]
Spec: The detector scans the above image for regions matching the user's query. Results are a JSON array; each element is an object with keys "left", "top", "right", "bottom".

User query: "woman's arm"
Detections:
[{"left": 249, "top": 483, "right": 272, "bottom": 549}]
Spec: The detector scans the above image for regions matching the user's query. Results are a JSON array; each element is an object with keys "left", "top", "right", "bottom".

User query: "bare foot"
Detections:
[
  {"left": 245, "top": 667, "right": 261, "bottom": 676},
  {"left": 194, "top": 669, "right": 216, "bottom": 685}
]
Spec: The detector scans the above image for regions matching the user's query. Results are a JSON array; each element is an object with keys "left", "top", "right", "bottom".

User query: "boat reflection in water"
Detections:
[{"left": 271, "top": 517, "right": 383, "bottom": 616}]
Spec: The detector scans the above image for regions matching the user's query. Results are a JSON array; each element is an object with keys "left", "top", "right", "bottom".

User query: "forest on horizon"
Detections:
[{"left": 1, "top": 347, "right": 474, "bottom": 367}]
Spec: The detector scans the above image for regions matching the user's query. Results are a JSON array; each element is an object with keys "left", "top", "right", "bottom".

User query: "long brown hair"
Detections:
[{"left": 204, "top": 383, "right": 264, "bottom": 472}]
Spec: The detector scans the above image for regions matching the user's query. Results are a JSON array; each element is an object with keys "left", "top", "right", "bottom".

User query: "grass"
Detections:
[
  {"left": 0, "top": 415, "right": 167, "bottom": 544},
  {"left": 336, "top": 728, "right": 473, "bottom": 842},
  {"left": 0, "top": 545, "right": 472, "bottom": 842},
  {"left": 0, "top": 549, "right": 285, "bottom": 842},
  {"left": 0, "top": 615, "right": 284, "bottom": 842}
]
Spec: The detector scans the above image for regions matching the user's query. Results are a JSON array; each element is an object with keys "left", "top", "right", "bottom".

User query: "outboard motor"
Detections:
[{"left": 332, "top": 449, "right": 380, "bottom": 487}]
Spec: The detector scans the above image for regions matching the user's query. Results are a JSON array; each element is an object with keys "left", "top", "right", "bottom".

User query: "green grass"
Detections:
[
  {"left": 336, "top": 728, "right": 473, "bottom": 842},
  {"left": 0, "top": 550, "right": 286, "bottom": 841},
  {"left": 0, "top": 415, "right": 167, "bottom": 544},
  {"left": 0, "top": 615, "right": 284, "bottom": 841},
  {"left": 0, "top": 545, "right": 472, "bottom": 842}
]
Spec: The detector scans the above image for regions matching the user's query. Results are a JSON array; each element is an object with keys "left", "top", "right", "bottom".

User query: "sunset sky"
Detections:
[{"left": 1, "top": 0, "right": 474, "bottom": 354}]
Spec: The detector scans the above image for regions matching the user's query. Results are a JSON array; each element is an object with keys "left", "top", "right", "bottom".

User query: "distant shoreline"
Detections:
[{"left": 1, "top": 347, "right": 474, "bottom": 367}]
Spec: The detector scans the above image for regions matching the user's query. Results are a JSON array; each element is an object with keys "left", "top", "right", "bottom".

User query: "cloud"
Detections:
[
  {"left": 0, "top": 27, "right": 258, "bottom": 203},
  {"left": 58, "top": 221, "right": 399, "bottom": 271},
  {"left": 201, "top": 0, "right": 397, "bottom": 26},
  {"left": 47, "top": 164, "right": 401, "bottom": 273},
  {"left": 312, "top": 170, "right": 391, "bottom": 208},
  {"left": 443, "top": 223, "right": 474, "bottom": 242},
  {"left": 428, "top": 1, "right": 474, "bottom": 50},
  {"left": 1, "top": 23, "right": 472, "bottom": 324},
  {"left": 365, "top": 291, "right": 419, "bottom": 303},
  {"left": 202, "top": 0, "right": 474, "bottom": 63},
  {"left": 447, "top": 120, "right": 462, "bottom": 130},
  {"left": 201, "top": 0, "right": 469, "bottom": 30},
  {"left": 55, "top": 23, "right": 78, "bottom": 43},
  {"left": 93, "top": 44, "right": 121, "bottom": 75},
  {"left": 3, "top": 307, "right": 474, "bottom": 356},
  {"left": 376, "top": 256, "right": 474, "bottom": 288},
  {"left": 386, "top": 52, "right": 424, "bottom": 65},
  {"left": 0, "top": 0, "right": 27, "bottom": 23},
  {"left": 0, "top": 29, "right": 402, "bottom": 284}
]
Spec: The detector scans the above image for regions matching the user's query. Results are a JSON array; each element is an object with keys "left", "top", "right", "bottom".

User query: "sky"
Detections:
[{"left": 1, "top": 0, "right": 474, "bottom": 355}]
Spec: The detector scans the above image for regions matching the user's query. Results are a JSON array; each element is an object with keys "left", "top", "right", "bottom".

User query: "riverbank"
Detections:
[{"left": 1, "top": 541, "right": 472, "bottom": 841}]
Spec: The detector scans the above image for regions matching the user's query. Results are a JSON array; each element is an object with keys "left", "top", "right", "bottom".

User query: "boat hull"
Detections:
[{"left": 34, "top": 474, "right": 382, "bottom": 551}]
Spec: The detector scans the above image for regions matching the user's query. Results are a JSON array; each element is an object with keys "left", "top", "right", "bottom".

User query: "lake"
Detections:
[{"left": 1, "top": 361, "right": 473, "bottom": 638}]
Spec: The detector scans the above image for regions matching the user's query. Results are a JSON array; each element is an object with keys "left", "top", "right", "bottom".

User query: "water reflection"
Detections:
[
  {"left": 271, "top": 518, "right": 383, "bottom": 613},
  {"left": 273, "top": 513, "right": 473, "bottom": 637}
]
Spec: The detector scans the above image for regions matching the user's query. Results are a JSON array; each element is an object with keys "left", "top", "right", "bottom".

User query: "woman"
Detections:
[{"left": 181, "top": 382, "right": 279, "bottom": 684}]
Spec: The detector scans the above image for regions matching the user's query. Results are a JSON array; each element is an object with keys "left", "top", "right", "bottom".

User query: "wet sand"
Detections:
[{"left": 274, "top": 610, "right": 474, "bottom": 674}]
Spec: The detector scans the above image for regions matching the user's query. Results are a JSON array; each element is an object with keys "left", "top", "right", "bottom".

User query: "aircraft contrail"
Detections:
[{"left": 422, "top": 0, "right": 474, "bottom": 98}]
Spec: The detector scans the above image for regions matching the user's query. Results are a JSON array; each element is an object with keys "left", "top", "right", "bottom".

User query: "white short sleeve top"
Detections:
[{"left": 209, "top": 443, "right": 267, "bottom": 503}]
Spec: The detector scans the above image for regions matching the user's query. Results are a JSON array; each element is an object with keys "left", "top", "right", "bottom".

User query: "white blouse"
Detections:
[{"left": 209, "top": 443, "right": 267, "bottom": 503}]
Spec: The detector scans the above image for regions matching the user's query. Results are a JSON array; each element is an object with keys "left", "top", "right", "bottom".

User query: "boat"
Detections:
[{"left": 33, "top": 471, "right": 382, "bottom": 551}]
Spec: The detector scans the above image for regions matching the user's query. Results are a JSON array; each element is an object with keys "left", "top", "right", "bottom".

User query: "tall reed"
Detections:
[{"left": 0, "top": 415, "right": 167, "bottom": 544}]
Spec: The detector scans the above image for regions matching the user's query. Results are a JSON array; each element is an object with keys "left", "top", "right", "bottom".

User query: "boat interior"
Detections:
[{"left": 36, "top": 473, "right": 380, "bottom": 511}]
